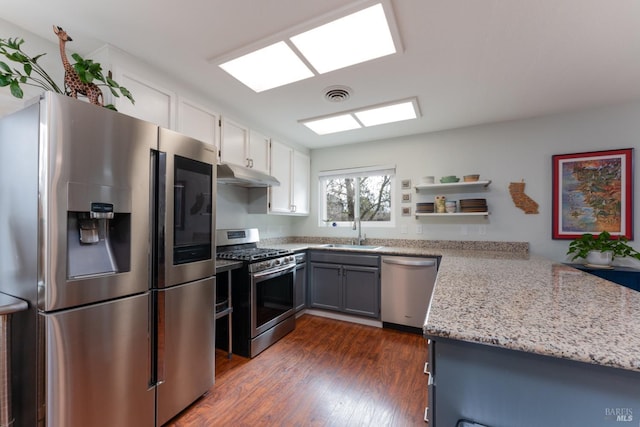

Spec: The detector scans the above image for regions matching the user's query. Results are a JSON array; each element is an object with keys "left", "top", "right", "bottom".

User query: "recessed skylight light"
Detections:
[
  {"left": 300, "top": 98, "right": 420, "bottom": 135},
  {"left": 211, "top": 1, "right": 401, "bottom": 92},
  {"left": 355, "top": 100, "right": 418, "bottom": 126},
  {"left": 290, "top": 3, "right": 396, "bottom": 74},
  {"left": 301, "top": 114, "right": 362, "bottom": 135},
  {"left": 219, "top": 42, "right": 314, "bottom": 92}
]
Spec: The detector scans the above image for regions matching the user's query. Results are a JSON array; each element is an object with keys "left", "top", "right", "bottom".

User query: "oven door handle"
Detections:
[{"left": 252, "top": 263, "right": 296, "bottom": 280}]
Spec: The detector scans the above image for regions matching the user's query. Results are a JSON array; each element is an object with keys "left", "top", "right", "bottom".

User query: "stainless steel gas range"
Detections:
[{"left": 216, "top": 229, "right": 296, "bottom": 358}]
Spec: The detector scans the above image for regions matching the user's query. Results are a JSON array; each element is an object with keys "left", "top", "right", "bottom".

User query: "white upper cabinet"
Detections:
[
  {"left": 219, "top": 118, "right": 270, "bottom": 174},
  {"left": 255, "top": 139, "right": 309, "bottom": 216},
  {"left": 292, "top": 150, "right": 310, "bottom": 215},
  {"left": 248, "top": 130, "right": 270, "bottom": 175},
  {"left": 269, "top": 140, "right": 294, "bottom": 214},
  {"left": 219, "top": 117, "right": 249, "bottom": 167},
  {"left": 112, "top": 69, "right": 175, "bottom": 129},
  {"left": 177, "top": 98, "right": 218, "bottom": 148}
]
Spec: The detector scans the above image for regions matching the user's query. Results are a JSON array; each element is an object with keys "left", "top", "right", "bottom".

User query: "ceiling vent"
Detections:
[{"left": 324, "top": 86, "right": 352, "bottom": 102}]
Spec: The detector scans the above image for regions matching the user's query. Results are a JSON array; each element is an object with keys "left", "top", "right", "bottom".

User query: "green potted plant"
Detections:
[
  {"left": 567, "top": 231, "right": 640, "bottom": 266},
  {"left": 0, "top": 33, "right": 133, "bottom": 110}
]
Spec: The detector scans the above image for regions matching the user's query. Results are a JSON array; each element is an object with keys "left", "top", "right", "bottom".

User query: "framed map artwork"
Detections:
[{"left": 552, "top": 148, "right": 633, "bottom": 239}]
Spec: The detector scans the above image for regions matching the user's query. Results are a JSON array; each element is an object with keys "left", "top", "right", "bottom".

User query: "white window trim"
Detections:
[{"left": 318, "top": 164, "right": 396, "bottom": 227}]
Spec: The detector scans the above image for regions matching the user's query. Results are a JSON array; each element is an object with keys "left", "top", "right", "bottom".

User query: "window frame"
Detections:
[{"left": 317, "top": 165, "right": 396, "bottom": 228}]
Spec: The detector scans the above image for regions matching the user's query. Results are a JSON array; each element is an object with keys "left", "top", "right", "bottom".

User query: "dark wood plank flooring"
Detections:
[{"left": 166, "top": 314, "right": 427, "bottom": 426}]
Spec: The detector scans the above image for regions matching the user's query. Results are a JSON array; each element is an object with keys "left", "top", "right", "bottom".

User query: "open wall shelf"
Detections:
[
  {"left": 414, "top": 180, "right": 491, "bottom": 192},
  {"left": 415, "top": 212, "right": 489, "bottom": 219}
]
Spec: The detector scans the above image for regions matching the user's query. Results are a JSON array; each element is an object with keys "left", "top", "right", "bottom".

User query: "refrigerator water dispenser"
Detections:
[{"left": 67, "top": 202, "right": 131, "bottom": 279}]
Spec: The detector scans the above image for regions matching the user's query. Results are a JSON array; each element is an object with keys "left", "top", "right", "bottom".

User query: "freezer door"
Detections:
[
  {"left": 157, "top": 128, "right": 216, "bottom": 288},
  {"left": 41, "top": 93, "right": 157, "bottom": 311},
  {"left": 42, "top": 293, "right": 154, "bottom": 427},
  {"left": 156, "top": 277, "right": 215, "bottom": 425}
]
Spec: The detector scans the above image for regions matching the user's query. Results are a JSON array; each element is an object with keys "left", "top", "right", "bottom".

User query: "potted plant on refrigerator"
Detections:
[
  {"left": 566, "top": 231, "right": 640, "bottom": 267},
  {"left": 0, "top": 26, "right": 133, "bottom": 110}
]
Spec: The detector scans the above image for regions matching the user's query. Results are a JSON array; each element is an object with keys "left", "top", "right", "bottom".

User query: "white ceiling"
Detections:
[{"left": 2, "top": 0, "right": 640, "bottom": 149}]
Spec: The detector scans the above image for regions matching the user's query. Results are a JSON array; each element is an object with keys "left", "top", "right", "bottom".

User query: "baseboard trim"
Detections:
[{"left": 301, "top": 309, "right": 382, "bottom": 328}]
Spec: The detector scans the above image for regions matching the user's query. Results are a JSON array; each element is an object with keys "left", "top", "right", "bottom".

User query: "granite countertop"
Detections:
[
  {"left": 425, "top": 253, "right": 640, "bottom": 373},
  {"left": 262, "top": 239, "right": 640, "bottom": 373},
  {"left": 260, "top": 242, "right": 528, "bottom": 260}
]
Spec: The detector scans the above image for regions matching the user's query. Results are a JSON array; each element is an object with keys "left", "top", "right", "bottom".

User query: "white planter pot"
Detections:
[{"left": 586, "top": 250, "right": 613, "bottom": 266}]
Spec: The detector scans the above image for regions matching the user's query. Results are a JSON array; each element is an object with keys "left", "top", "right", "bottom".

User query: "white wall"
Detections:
[
  {"left": 295, "top": 101, "right": 640, "bottom": 261},
  {"left": 216, "top": 184, "right": 306, "bottom": 239}
]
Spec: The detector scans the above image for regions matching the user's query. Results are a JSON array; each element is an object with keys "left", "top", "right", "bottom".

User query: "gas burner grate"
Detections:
[{"left": 216, "top": 247, "right": 291, "bottom": 262}]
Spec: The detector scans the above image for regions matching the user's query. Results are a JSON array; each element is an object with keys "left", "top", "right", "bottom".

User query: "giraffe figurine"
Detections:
[{"left": 53, "top": 25, "right": 104, "bottom": 106}]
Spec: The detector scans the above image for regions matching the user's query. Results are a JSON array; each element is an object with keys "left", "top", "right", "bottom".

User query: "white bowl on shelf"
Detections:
[{"left": 421, "top": 176, "right": 435, "bottom": 184}]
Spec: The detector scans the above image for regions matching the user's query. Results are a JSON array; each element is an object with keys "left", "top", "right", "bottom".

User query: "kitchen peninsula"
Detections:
[
  {"left": 424, "top": 253, "right": 640, "bottom": 427},
  {"left": 264, "top": 238, "right": 640, "bottom": 426}
]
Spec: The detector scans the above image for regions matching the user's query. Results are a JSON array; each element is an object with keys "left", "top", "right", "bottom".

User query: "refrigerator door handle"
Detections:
[
  {"left": 156, "top": 151, "right": 167, "bottom": 287},
  {"left": 156, "top": 290, "right": 166, "bottom": 385}
]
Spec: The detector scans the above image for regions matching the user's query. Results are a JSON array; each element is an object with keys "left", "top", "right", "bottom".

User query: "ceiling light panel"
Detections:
[
  {"left": 290, "top": 3, "right": 397, "bottom": 74},
  {"left": 302, "top": 114, "right": 362, "bottom": 135},
  {"left": 355, "top": 100, "right": 418, "bottom": 126},
  {"left": 301, "top": 97, "right": 420, "bottom": 135},
  {"left": 219, "top": 42, "right": 314, "bottom": 92}
]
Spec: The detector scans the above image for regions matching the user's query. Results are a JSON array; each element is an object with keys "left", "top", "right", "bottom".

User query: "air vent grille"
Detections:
[{"left": 324, "top": 86, "right": 352, "bottom": 102}]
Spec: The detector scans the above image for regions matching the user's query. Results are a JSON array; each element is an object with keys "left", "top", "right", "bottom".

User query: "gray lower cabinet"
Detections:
[
  {"left": 342, "top": 265, "right": 379, "bottom": 317},
  {"left": 309, "top": 262, "right": 342, "bottom": 310},
  {"left": 309, "top": 250, "right": 380, "bottom": 318},
  {"left": 294, "top": 261, "right": 307, "bottom": 312},
  {"left": 426, "top": 336, "right": 640, "bottom": 427}
]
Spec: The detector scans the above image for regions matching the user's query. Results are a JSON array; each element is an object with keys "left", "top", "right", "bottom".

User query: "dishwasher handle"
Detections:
[{"left": 382, "top": 257, "right": 436, "bottom": 267}]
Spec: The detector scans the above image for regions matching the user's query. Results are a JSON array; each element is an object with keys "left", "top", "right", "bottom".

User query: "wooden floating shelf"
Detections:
[
  {"left": 414, "top": 180, "right": 491, "bottom": 192},
  {"left": 415, "top": 212, "right": 489, "bottom": 218}
]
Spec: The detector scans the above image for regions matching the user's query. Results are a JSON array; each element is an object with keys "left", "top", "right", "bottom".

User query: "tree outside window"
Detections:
[{"left": 320, "top": 167, "right": 394, "bottom": 225}]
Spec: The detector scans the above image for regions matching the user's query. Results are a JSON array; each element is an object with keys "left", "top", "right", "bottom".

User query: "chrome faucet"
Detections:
[{"left": 352, "top": 217, "right": 366, "bottom": 245}]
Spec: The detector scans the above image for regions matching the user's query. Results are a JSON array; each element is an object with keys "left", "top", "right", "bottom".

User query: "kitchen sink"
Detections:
[{"left": 320, "top": 244, "right": 383, "bottom": 250}]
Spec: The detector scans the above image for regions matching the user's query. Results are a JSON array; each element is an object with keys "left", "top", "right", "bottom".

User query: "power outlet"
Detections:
[
  {"left": 416, "top": 224, "right": 423, "bottom": 234},
  {"left": 479, "top": 225, "right": 487, "bottom": 235}
]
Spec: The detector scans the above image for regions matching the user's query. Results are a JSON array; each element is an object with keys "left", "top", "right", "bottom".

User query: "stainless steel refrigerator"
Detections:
[{"left": 0, "top": 92, "right": 216, "bottom": 426}]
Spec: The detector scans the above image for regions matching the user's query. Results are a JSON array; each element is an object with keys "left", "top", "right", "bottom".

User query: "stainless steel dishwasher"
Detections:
[{"left": 381, "top": 256, "right": 438, "bottom": 332}]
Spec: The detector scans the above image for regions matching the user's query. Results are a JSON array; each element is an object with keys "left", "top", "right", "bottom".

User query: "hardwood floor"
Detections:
[{"left": 166, "top": 314, "right": 428, "bottom": 426}]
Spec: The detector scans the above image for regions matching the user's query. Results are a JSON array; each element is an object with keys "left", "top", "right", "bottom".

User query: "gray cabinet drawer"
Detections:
[{"left": 308, "top": 250, "right": 379, "bottom": 266}]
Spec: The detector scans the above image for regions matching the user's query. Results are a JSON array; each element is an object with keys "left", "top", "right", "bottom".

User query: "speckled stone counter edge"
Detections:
[{"left": 261, "top": 236, "right": 529, "bottom": 255}]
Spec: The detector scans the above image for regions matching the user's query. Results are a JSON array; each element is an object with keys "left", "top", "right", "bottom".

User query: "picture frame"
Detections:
[
  {"left": 401, "top": 206, "right": 411, "bottom": 216},
  {"left": 401, "top": 192, "right": 412, "bottom": 203},
  {"left": 401, "top": 179, "right": 411, "bottom": 190},
  {"left": 552, "top": 148, "right": 633, "bottom": 239}
]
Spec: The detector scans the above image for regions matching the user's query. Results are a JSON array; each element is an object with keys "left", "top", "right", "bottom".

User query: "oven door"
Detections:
[{"left": 251, "top": 263, "right": 296, "bottom": 338}]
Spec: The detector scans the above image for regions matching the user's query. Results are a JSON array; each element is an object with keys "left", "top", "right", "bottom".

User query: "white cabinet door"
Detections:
[
  {"left": 177, "top": 98, "right": 218, "bottom": 149},
  {"left": 248, "top": 129, "right": 270, "bottom": 174},
  {"left": 112, "top": 69, "right": 175, "bottom": 129},
  {"left": 220, "top": 117, "right": 249, "bottom": 167},
  {"left": 269, "top": 140, "right": 293, "bottom": 213},
  {"left": 292, "top": 150, "right": 310, "bottom": 214}
]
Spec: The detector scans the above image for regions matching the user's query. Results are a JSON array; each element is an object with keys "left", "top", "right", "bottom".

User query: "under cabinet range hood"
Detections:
[{"left": 217, "top": 163, "right": 280, "bottom": 187}]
